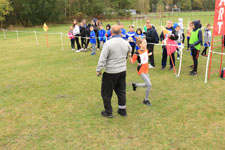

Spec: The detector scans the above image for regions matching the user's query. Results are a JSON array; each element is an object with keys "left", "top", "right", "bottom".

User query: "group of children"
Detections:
[
  {"left": 68, "top": 19, "right": 111, "bottom": 55},
  {"left": 68, "top": 19, "right": 155, "bottom": 56}
]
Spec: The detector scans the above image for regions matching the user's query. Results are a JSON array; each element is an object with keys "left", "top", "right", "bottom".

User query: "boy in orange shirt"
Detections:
[{"left": 130, "top": 37, "right": 152, "bottom": 106}]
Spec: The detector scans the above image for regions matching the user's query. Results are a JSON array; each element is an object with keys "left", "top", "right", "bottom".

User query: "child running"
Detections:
[
  {"left": 201, "top": 24, "right": 211, "bottom": 57},
  {"left": 126, "top": 25, "right": 136, "bottom": 56},
  {"left": 130, "top": 37, "right": 152, "bottom": 106},
  {"left": 68, "top": 26, "right": 75, "bottom": 51},
  {"left": 90, "top": 26, "right": 96, "bottom": 55}
]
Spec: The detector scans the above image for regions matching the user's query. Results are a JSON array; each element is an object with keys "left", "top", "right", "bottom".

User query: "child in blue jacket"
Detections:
[
  {"left": 120, "top": 23, "right": 126, "bottom": 40},
  {"left": 135, "top": 28, "right": 144, "bottom": 50},
  {"left": 106, "top": 24, "right": 111, "bottom": 40},
  {"left": 90, "top": 26, "right": 96, "bottom": 55},
  {"left": 126, "top": 25, "right": 136, "bottom": 56},
  {"left": 98, "top": 24, "right": 106, "bottom": 49}
]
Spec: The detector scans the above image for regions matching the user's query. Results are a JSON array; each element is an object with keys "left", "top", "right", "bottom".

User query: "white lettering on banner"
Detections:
[
  {"left": 218, "top": 8, "right": 224, "bottom": 20},
  {"left": 219, "top": 0, "right": 225, "bottom": 6},
  {"left": 218, "top": 22, "right": 223, "bottom": 34},
  {"left": 213, "top": 0, "right": 225, "bottom": 35}
]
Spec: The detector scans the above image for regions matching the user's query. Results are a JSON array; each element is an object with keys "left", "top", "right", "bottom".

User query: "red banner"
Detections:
[{"left": 213, "top": 0, "right": 225, "bottom": 36}]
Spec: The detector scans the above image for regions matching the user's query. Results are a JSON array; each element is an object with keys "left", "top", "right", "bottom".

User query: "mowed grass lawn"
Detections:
[{"left": 0, "top": 12, "right": 225, "bottom": 150}]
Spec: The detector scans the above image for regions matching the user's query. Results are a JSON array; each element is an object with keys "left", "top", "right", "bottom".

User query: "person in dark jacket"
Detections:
[
  {"left": 145, "top": 19, "right": 157, "bottom": 68},
  {"left": 80, "top": 22, "right": 87, "bottom": 51},
  {"left": 189, "top": 20, "right": 203, "bottom": 75},
  {"left": 160, "top": 20, "right": 178, "bottom": 70},
  {"left": 96, "top": 21, "right": 101, "bottom": 50},
  {"left": 85, "top": 23, "right": 91, "bottom": 50}
]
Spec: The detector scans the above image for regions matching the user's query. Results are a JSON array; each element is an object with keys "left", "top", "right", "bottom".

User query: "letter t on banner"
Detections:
[{"left": 213, "top": 0, "right": 225, "bottom": 36}]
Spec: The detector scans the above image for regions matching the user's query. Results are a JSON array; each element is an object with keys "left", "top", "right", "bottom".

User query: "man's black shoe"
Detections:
[
  {"left": 143, "top": 99, "right": 152, "bottom": 106},
  {"left": 190, "top": 71, "right": 197, "bottom": 76},
  {"left": 161, "top": 66, "right": 166, "bottom": 70},
  {"left": 169, "top": 67, "right": 173, "bottom": 71},
  {"left": 101, "top": 111, "right": 113, "bottom": 118},
  {"left": 132, "top": 83, "right": 137, "bottom": 91},
  {"left": 117, "top": 109, "right": 127, "bottom": 117}
]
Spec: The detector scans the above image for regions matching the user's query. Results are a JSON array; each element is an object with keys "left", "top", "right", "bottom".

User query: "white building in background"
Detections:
[{"left": 129, "top": 9, "right": 137, "bottom": 15}]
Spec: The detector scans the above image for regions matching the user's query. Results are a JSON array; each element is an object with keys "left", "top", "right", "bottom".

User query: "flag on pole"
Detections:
[
  {"left": 43, "top": 23, "right": 49, "bottom": 47},
  {"left": 43, "top": 23, "right": 49, "bottom": 32}
]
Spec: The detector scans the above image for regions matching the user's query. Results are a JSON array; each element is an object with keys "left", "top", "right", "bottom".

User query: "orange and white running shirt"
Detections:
[{"left": 132, "top": 49, "right": 149, "bottom": 75}]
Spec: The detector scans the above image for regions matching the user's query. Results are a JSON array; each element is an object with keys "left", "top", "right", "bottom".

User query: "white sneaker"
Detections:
[
  {"left": 148, "top": 64, "right": 155, "bottom": 68},
  {"left": 76, "top": 50, "right": 80, "bottom": 53},
  {"left": 80, "top": 48, "right": 84, "bottom": 51},
  {"left": 177, "top": 57, "right": 180, "bottom": 60},
  {"left": 72, "top": 49, "right": 75, "bottom": 51}
]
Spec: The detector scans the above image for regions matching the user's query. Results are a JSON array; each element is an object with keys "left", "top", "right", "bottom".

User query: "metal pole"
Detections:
[
  {"left": 205, "top": 46, "right": 211, "bottom": 83},
  {"left": 178, "top": 47, "right": 183, "bottom": 77}
]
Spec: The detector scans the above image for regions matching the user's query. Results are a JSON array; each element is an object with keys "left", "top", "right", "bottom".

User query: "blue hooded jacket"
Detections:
[
  {"left": 99, "top": 29, "right": 106, "bottom": 42},
  {"left": 90, "top": 30, "right": 96, "bottom": 44},
  {"left": 121, "top": 28, "right": 126, "bottom": 40}
]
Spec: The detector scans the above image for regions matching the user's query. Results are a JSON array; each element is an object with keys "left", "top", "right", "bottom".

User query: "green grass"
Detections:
[{"left": 0, "top": 12, "right": 225, "bottom": 150}]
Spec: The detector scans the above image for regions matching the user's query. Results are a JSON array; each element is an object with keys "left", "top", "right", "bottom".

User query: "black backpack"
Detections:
[{"left": 221, "top": 67, "right": 225, "bottom": 80}]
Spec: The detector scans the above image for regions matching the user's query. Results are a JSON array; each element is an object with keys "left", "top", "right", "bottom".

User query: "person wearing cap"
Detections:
[
  {"left": 96, "top": 25, "right": 132, "bottom": 118},
  {"left": 174, "top": 23, "right": 183, "bottom": 60}
]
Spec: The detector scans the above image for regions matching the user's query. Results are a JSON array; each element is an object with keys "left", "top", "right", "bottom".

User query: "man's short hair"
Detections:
[{"left": 111, "top": 25, "right": 121, "bottom": 35}]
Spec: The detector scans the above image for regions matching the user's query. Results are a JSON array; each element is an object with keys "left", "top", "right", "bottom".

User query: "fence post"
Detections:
[
  {"left": 34, "top": 31, "right": 39, "bottom": 45},
  {"left": 60, "top": 32, "right": 64, "bottom": 51},
  {"left": 3, "top": 29, "right": 6, "bottom": 40},
  {"left": 16, "top": 30, "right": 19, "bottom": 42}
]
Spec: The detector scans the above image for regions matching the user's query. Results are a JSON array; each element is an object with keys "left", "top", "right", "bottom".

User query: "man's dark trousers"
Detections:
[
  {"left": 147, "top": 44, "right": 155, "bottom": 67},
  {"left": 101, "top": 71, "right": 126, "bottom": 114},
  {"left": 162, "top": 46, "right": 175, "bottom": 68}
]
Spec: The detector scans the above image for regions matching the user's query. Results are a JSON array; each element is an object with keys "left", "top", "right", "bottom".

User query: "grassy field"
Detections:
[{"left": 0, "top": 12, "right": 225, "bottom": 150}]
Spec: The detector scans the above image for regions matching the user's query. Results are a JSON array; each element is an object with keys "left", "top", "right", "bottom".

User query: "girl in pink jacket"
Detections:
[{"left": 68, "top": 26, "right": 75, "bottom": 51}]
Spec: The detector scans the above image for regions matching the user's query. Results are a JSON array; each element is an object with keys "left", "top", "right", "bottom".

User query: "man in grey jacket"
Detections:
[{"left": 96, "top": 25, "right": 132, "bottom": 118}]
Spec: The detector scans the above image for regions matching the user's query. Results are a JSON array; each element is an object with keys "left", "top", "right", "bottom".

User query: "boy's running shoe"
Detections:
[
  {"left": 132, "top": 83, "right": 136, "bottom": 91},
  {"left": 91, "top": 52, "right": 96, "bottom": 55}
]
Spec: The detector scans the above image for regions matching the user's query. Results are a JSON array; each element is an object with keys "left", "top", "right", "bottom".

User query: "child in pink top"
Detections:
[{"left": 68, "top": 26, "right": 75, "bottom": 51}]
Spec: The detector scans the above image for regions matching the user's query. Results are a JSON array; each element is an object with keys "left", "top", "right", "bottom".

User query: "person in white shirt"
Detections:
[{"left": 73, "top": 19, "right": 81, "bottom": 52}]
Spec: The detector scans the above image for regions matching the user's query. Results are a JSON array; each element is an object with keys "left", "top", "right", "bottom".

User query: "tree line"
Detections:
[{"left": 0, "top": 0, "right": 215, "bottom": 27}]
